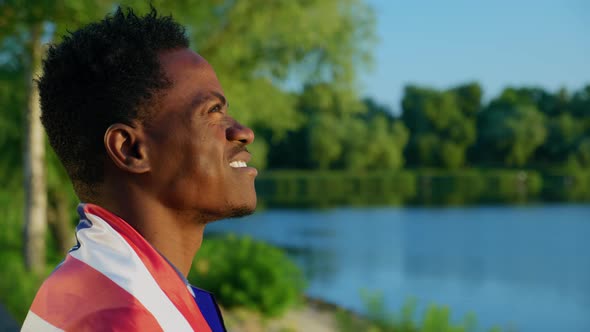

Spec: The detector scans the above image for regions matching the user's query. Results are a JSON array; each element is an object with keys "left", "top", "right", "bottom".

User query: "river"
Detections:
[{"left": 206, "top": 204, "right": 590, "bottom": 332}]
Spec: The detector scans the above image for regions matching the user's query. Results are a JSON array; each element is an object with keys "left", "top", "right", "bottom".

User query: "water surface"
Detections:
[{"left": 206, "top": 204, "right": 590, "bottom": 332}]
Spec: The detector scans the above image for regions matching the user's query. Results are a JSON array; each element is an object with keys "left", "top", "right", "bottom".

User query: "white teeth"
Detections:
[{"left": 229, "top": 161, "right": 247, "bottom": 168}]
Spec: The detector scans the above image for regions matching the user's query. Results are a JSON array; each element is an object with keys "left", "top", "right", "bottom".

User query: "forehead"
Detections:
[{"left": 157, "top": 48, "right": 223, "bottom": 101}]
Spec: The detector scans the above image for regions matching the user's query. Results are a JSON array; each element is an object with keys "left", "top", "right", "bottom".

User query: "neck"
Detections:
[
  {"left": 93, "top": 184, "right": 206, "bottom": 277},
  {"left": 129, "top": 203, "right": 206, "bottom": 277}
]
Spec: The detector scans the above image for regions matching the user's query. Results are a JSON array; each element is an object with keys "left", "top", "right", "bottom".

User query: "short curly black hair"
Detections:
[{"left": 39, "top": 6, "right": 188, "bottom": 194}]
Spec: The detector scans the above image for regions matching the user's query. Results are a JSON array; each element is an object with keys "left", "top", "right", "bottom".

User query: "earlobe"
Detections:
[{"left": 104, "top": 123, "right": 151, "bottom": 174}]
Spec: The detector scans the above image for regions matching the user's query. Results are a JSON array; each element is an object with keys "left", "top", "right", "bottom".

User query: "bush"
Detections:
[
  {"left": 0, "top": 186, "right": 64, "bottom": 323},
  {"left": 336, "top": 291, "right": 508, "bottom": 332},
  {"left": 189, "top": 234, "right": 305, "bottom": 317},
  {"left": 542, "top": 169, "right": 590, "bottom": 202},
  {"left": 0, "top": 252, "right": 46, "bottom": 322}
]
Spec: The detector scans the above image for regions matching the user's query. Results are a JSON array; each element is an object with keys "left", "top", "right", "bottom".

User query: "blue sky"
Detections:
[{"left": 361, "top": 0, "right": 589, "bottom": 113}]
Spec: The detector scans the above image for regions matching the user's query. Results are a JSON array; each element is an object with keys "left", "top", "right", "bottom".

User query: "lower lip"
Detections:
[{"left": 231, "top": 166, "right": 258, "bottom": 176}]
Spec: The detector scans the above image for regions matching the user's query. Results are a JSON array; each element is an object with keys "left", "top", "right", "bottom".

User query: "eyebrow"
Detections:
[
  {"left": 211, "top": 91, "right": 229, "bottom": 108},
  {"left": 188, "top": 91, "right": 229, "bottom": 111}
]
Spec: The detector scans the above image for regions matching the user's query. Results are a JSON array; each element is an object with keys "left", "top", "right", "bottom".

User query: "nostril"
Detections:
[{"left": 227, "top": 123, "right": 255, "bottom": 145}]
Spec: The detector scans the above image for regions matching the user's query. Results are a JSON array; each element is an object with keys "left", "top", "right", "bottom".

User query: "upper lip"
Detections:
[{"left": 229, "top": 150, "right": 251, "bottom": 164}]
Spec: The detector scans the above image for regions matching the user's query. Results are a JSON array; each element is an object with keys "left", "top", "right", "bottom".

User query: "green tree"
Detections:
[
  {"left": 452, "top": 82, "right": 483, "bottom": 119},
  {"left": 572, "top": 137, "right": 590, "bottom": 168},
  {"left": 501, "top": 86, "right": 565, "bottom": 117},
  {"left": 401, "top": 83, "right": 479, "bottom": 169},
  {"left": 363, "top": 116, "right": 409, "bottom": 170},
  {"left": 0, "top": 0, "right": 112, "bottom": 274},
  {"left": 536, "top": 113, "right": 582, "bottom": 166},
  {"left": 0, "top": 58, "right": 26, "bottom": 187},
  {"left": 571, "top": 85, "right": 590, "bottom": 119},
  {"left": 268, "top": 82, "right": 370, "bottom": 170},
  {"left": 0, "top": 0, "right": 376, "bottom": 272},
  {"left": 273, "top": 88, "right": 408, "bottom": 171},
  {"left": 343, "top": 98, "right": 408, "bottom": 170},
  {"left": 477, "top": 88, "right": 547, "bottom": 167},
  {"left": 303, "top": 83, "right": 367, "bottom": 169},
  {"left": 500, "top": 86, "right": 577, "bottom": 167},
  {"left": 309, "top": 113, "right": 345, "bottom": 169},
  {"left": 487, "top": 86, "right": 590, "bottom": 169},
  {"left": 568, "top": 85, "right": 590, "bottom": 168}
]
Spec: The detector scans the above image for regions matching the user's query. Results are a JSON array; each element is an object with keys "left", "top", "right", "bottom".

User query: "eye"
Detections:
[{"left": 208, "top": 104, "right": 222, "bottom": 114}]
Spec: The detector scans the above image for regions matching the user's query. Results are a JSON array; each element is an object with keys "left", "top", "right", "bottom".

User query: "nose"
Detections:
[{"left": 226, "top": 119, "right": 255, "bottom": 145}]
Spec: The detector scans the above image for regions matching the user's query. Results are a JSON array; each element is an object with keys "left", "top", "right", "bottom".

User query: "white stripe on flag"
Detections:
[
  {"left": 21, "top": 310, "right": 64, "bottom": 332},
  {"left": 69, "top": 212, "right": 193, "bottom": 332}
]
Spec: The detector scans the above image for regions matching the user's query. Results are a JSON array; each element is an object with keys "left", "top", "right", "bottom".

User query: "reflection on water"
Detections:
[
  {"left": 206, "top": 205, "right": 590, "bottom": 332},
  {"left": 284, "top": 246, "right": 338, "bottom": 284}
]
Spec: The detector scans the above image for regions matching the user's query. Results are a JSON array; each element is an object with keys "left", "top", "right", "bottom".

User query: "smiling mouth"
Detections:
[{"left": 229, "top": 161, "right": 248, "bottom": 168}]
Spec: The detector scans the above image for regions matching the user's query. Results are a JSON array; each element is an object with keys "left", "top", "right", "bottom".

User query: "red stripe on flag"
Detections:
[
  {"left": 84, "top": 204, "right": 211, "bottom": 332},
  {"left": 30, "top": 255, "right": 162, "bottom": 331}
]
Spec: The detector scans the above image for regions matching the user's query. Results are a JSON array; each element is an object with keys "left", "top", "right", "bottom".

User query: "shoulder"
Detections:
[
  {"left": 25, "top": 255, "right": 162, "bottom": 331},
  {"left": 67, "top": 306, "right": 162, "bottom": 331},
  {"left": 22, "top": 306, "right": 162, "bottom": 332}
]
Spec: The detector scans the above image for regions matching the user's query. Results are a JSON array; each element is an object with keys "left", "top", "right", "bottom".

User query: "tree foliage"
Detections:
[
  {"left": 267, "top": 84, "right": 409, "bottom": 171},
  {"left": 401, "top": 83, "right": 480, "bottom": 169},
  {"left": 476, "top": 89, "right": 547, "bottom": 167},
  {"left": 1, "top": 0, "right": 116, "bottom": 273},
  {"left": 0, "top": 0, "right": 377, "bottom": 273}
]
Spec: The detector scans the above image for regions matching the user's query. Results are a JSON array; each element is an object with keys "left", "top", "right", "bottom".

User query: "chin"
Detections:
[
  {"left": 228, "top": 197, "right": 257, "bottom": 218},
  {"left": 204, "top": 198, "right": 257, "bottom": 223},
  {"left": 228, "top": 206, "right": 256, "bottom": 219}
]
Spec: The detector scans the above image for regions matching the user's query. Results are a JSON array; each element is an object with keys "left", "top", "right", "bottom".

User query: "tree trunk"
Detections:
[{"left": 23, "top": 23, "right": 47, "bottom": 275}]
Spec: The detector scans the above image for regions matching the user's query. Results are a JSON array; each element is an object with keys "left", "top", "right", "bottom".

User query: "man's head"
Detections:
[{"left": 39, "top": 7, "right": 257, "bottom": 220}]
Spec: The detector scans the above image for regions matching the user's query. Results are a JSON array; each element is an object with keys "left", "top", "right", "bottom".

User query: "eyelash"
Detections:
[{"left": 208, "top": 104, "right": 222, "bottom": 114}]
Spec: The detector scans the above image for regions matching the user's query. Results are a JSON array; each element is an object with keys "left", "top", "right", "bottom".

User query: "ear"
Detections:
[{"left": 104, "top": 123, "right": 150, "bottom": 174}]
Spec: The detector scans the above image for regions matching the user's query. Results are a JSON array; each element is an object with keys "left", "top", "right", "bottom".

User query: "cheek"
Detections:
[
  {"left": 150, "top": 124, "right": 193, "bottom": 176},
  {"left": 153, "top": 147, "right": 192, "bottom": 197},
  {"left": 192, "top": 124, "right": 227, "bottom": 168},
  {"left": 190, "top": 142, "right": 225, "bottom": 184},
  {"left": 162, "top": 122, "right": 228, "bottom": 196}
]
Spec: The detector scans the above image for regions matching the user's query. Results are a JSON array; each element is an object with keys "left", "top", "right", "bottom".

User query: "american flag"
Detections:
[{"left": 22, "top": 204, "right": 225, "bottom": 331}]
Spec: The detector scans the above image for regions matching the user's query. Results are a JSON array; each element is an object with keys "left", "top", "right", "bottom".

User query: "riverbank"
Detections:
[
  {"left": 256, "top": 169, "right": 590, "bottom": 207},
  {"left": 222, "top": 296, "right": 350, "bottom": 332}
]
